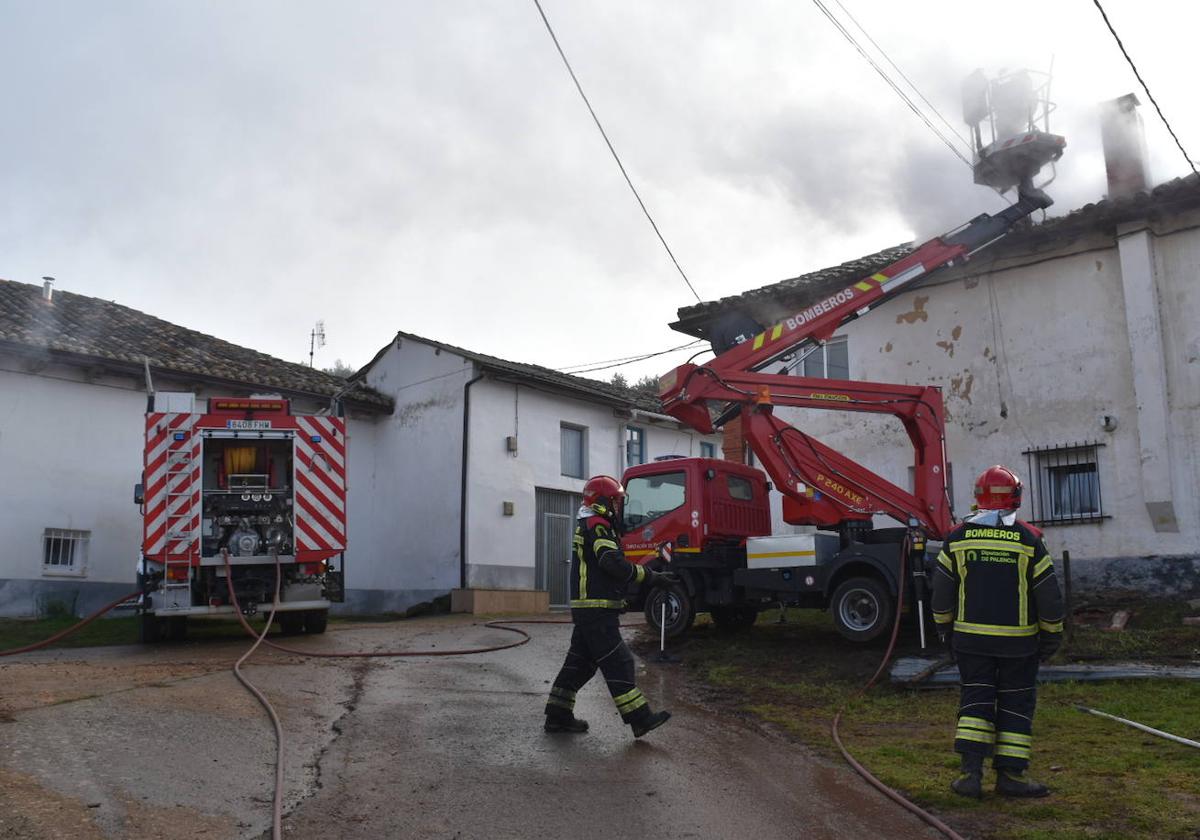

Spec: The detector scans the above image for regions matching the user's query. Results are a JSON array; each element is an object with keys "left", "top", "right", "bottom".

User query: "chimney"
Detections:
[
  {"left": 1099, "top": 93, "right": 1149, "bottom": 200},
  {"left": 41, "top": 276, "right": 54, "bottom": 302}
]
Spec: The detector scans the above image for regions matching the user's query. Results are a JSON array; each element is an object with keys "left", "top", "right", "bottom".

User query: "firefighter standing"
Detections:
[
  {"left": 932, "top": 465, "right": 1065, "bottom": 798},
  {"left": 544, "top": 475, "right": 673, "bottom": 738}
]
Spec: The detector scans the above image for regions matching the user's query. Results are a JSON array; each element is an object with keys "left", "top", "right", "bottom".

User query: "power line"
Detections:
[
  {"left": 810, "top": 0, "right": 972, "bottom": 170},
  {"left": 1091, "top": 0, "right": 1198, "bottom": 176},
  {"left": 830, "top": 0, "right": 973, "bottom": 159},
  {"left": 558, "top": 339, "right": 707, "bottom": 375},
  {"left": 530, "top": 0, "right": 703, "bottom": 302}
]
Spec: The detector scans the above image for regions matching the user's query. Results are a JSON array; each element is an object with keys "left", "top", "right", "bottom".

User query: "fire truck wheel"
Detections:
[
  {"left": 166, "top": 616, "right": 188, "bottom": 642},
  {"left": 644, "top": 585, "right": 694, "bottom": 639},
  {"left": 709, "top": 605, "right": 759, "bottom": 631},
  {"left": 830, "top": 576, "right": 893, "bottom": 643},
  {"left": 279, "top": 612, "right": 305, "bottom": 635},
  {"left": 304, "top": 610, "right": 328, "bottom": 634},
  {"left": 139, "top": 614, "right": 163, "bottom": 644}
]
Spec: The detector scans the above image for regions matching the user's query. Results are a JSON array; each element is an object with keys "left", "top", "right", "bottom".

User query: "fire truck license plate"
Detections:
[{"left": 226, "top": 420, "right": 272, "bottom": 430}]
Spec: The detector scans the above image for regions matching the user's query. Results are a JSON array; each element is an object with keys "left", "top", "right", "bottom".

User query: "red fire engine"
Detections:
[{"left": 136, "top": 394, "right": 346, "bottom": 642}]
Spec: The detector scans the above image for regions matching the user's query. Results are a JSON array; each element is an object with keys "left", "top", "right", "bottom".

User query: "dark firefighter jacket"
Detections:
[
  {"left": 569, "top": 514, "right": 647, "bottom": 611},
  {"left": 931, "top": 518, "right": 1065, "bottom": 657}
]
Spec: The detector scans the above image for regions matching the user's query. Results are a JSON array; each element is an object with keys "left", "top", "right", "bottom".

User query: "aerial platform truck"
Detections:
[
  {"left": 625, "top": 69, "right": 1066, "bottom": 642},
  {"left": 136, "top": 394, "right": 346, "bottom": 642}
]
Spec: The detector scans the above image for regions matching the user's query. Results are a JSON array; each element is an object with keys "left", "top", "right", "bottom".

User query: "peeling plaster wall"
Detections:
[{"left": 773, "top": 224, "right": 1200, "bottom": 590}]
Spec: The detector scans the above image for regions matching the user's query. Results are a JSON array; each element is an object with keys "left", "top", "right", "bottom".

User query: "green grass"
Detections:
[
  {"left": 0, "top": 611, "right": 410, "bottom": 653},
  {"left": 644, "top": 602, "right": 1200, "bottom": 840}
]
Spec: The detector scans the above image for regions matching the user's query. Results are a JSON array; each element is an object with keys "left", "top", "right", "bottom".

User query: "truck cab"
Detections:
[{"left": 621, "top": 457, "right": 927, "bottom": 642}]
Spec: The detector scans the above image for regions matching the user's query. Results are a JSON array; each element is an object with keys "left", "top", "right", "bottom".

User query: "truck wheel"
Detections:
[
  {"left": 710, "top": 605, "right": 759, "bottom": 631},
  {"left": 139, "top": 614, "right": 163, "bottom": 644},
  {"left": 830, "top": 576, "right": 893, "bottom": 643},
  {"left": 279, "top": 612, "right": 305, "bottom": 635},
  {"left": 644, "top": 586, "right": 694, "bottom": 639},
  {"left": 304, "top": 610, "right": 328, "bottom": 635}
]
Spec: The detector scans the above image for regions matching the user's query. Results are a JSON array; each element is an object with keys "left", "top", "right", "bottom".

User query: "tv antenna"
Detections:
[{"left": 309, "top": 320, "right": 326, "bottom": 368}]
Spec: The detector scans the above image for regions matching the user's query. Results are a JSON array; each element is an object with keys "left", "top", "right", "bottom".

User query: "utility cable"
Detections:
[
  {"left": 829, "top": 0, "right": 973, "bottom": 158},
  {"left": 559, "top": 339, "right": 707, "bottom": 374},
  {"left": 530, "top": 0, "right": 702, "bottom": 302},
  {"left": 810, "top": 0, "right": 972, "bottom": 170},
  {"left": 1091, "top": 0, "right": 1198, "bottom": 176}
]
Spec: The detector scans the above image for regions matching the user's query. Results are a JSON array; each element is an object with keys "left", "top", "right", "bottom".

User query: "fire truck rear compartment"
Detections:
[{"left": 201, "top": 437, "right": 296, "bottom": 562}]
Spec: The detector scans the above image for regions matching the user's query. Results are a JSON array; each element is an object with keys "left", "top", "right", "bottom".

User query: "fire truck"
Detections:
[
  {"left": 135, "top": 394, "right": 346, "bottom": 642},
  {"left": 625, "top": 70, "right": 1065, "bottom": 642}
]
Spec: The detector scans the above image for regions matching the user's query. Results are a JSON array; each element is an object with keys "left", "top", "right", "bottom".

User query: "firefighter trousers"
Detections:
[
  {"left": 954, "top": 651, "right": 1040, "bottom": 771},
  {"left": 545, "top": 611, "right": 652, "bottom": 726}
]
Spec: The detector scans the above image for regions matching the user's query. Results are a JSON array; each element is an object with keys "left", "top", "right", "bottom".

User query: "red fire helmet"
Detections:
[
  {"left": 583, "top": 475, "right": 624, "bottom": 521},
  {"left": 973, "top": 465, "right": 1023, "bottom": 510}
]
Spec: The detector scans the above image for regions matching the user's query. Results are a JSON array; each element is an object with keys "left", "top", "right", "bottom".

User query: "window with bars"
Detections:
[
  {"left": 43, "top": 528, "right": 89, "bottom": 575},
  {"left": 1023, "top": 442, "right": 1109, "bottom": 526},
  {"left": 560, "top": 424, "right": 587, "bottom": 478},
  {"left": 625, "top": 426, "right": 645, "bottom": 467}
]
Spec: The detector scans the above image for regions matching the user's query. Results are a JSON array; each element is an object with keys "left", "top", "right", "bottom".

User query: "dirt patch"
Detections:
[
  {"left": 0, "top": 661, "right": 227, "bottom": 718},
  {"left": 118, "top": 792, "right": 236, "bottom": 839},
  {"left": 0, "top": 768, "right": 104, "bottom": 840}
]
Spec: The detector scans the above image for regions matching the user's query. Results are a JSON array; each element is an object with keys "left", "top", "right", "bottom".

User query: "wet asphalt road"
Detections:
[{"left": 2, "top": 616, "right": 941, "bottom": 839}]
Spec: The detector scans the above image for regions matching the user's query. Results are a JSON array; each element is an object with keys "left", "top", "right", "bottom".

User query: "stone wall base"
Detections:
[{"left": 450, "top": 588, "right": 549, "bottom": 615}]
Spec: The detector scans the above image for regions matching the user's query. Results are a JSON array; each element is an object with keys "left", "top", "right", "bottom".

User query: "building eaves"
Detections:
[
  {"left": 379, "top": 330, "right": 640, "bottom": 409},
  {"left": 0, "top": 279, "right": 393, "bottom": 413},
  {"left": 672, "top": 173, "right": 1200, "bottom": 339}
]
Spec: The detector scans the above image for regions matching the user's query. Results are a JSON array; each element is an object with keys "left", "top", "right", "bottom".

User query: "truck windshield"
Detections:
[{"left": 624, "top": 471, "right": 686, "bottom": 528}]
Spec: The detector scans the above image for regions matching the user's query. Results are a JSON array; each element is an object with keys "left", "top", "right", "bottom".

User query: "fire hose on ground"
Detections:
[{"left": 829, "top": 542, "right": 968, "bottom": 840}]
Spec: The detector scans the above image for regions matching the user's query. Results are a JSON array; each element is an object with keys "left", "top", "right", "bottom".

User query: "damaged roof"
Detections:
[
  {"left": 366, "top": 330, "right": 665, "bottom": 414},
  {"left": 0, "top": 279, "right": 392, "bottom": 412},
  {"left": 673, "top": 173, "right": 1200, "bottom": 339}
]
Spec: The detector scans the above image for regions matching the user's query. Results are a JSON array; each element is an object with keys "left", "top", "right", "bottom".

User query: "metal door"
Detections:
[{"left": 535, "top": 489, "right": 580, "bottom": 609}]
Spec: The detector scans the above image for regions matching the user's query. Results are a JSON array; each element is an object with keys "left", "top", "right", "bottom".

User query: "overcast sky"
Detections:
[{"left": 2, "top": 1, "right": 1195, "bottom": 383}]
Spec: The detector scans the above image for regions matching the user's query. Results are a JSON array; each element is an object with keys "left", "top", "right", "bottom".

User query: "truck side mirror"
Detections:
[{"left": 134, "top": 483, "right": 144, "bottom": 505}]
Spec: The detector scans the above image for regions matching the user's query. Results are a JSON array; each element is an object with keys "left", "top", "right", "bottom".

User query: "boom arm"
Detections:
[{"left": 659, "top": 188, "right": 1052, "bottom": 540}]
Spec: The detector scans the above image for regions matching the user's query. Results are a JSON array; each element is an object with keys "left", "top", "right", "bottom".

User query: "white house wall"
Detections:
[
  {"left": 352, "top": 337, "right": 472, "bottom": 613},
  {"left": 771, "top": 223, "right": 1199, "bottom": 593},
  {"left": 0, "top": 363, "right": 146, "bottom": 616},
  {"left": 460, "top": 374, "right": 721, "bottom": 592}
]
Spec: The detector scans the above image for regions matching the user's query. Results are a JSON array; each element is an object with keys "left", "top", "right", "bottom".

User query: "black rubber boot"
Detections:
[
  {"left": 544, "top": 714, "right": 589, "bottom": 734},
  {"left": 631, "top": 710, "right": 671, "bottom": 738},
  {"left": 995, "top": 769, "right": 1049, "bottom": 798},
  {"left": 950, "top": 753, "right": 984, "bottom": 800}
]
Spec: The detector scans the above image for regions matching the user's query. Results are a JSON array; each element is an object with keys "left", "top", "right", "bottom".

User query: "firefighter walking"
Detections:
[
  {"left": 544, "top": 475, "right": 673, "bottom": 738},
  {"left": 932, "top": 465, "right": 1065, "bottom": 798}
]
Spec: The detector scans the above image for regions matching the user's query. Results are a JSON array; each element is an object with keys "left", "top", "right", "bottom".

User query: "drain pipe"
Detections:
[{"left": 460, "top": 371, "right": 486, "bottom": 589}]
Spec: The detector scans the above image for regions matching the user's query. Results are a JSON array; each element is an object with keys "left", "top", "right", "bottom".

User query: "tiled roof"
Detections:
[
  {"left": 369, "top": 331, "right": 665, "bottom": 414},
  {"left": 0, "top": 279, "right": 392, "bottom": 411},
  {"left": 673, "top": 174, "right": 1200, "bottom": 338}
]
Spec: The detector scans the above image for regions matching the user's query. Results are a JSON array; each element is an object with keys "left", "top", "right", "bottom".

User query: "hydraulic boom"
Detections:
[{"left": 658, "top": 186, "right": 1055, "bottom": 541}]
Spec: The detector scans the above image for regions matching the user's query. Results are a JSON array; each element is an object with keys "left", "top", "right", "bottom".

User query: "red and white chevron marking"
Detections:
[
  {"left": 143, "top": 412, "right": 202, "bottom": 559},
  {"left": 293, "top": 416, "right": 346, "bottom": 553}
]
